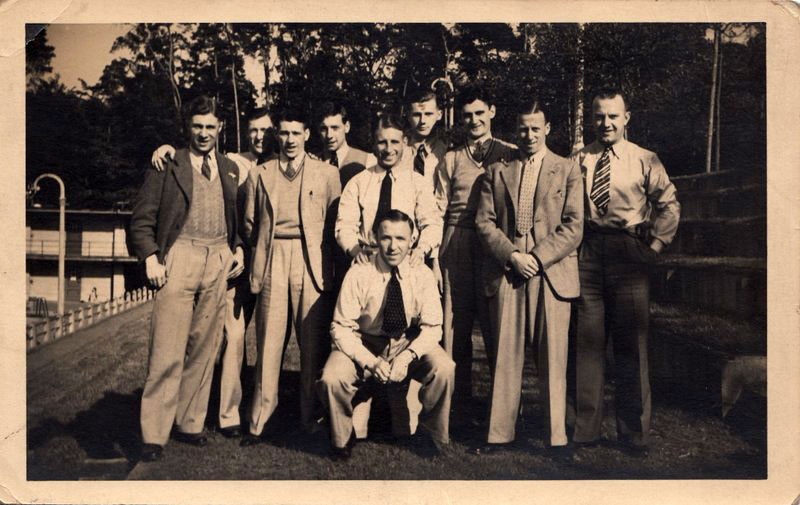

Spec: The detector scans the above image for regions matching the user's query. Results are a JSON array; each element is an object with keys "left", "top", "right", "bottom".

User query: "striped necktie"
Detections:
[
  {"left": 201, "top": 154, "right": 212, "bottom": 180},
  {"left": 414, "top": 145, "right": 426, "bottom": 175},
  {"left": 590, "top": 147, "right": 612, "bottom": 215}
]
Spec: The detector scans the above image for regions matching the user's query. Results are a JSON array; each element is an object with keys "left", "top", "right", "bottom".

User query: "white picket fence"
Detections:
[{"left": 26, "top": 287, "right": 155, "bottom": 352}]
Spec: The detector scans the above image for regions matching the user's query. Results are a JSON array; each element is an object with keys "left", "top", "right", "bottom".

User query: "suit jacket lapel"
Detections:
[
  {"left": 499, "top": 159, "right": 520, "bottom": 218},
  {"left": 215, "top": 151, "right": 237, "bottom": 206},
  {"left": 534, "top": 151, "right": 558, "bottom": 212},
  {"left": 258, "top": 158, "right": 278, "bottom": 216},
  {"left": 171, "top": 149, "right": 193, "bottom": 204}
]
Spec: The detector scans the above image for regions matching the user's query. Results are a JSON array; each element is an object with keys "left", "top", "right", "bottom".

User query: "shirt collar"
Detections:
[
  {"left": 523, "top": 147, "right": 548, "bottom": 166},
  {"left": 279, "top": 152, "right": 306, "bottom": 170},
  {"left": 334, "top": 142, "right": 350, "bottom": 162},
  {"left": 188, "top": 150, "right": 218, "bottom": 178},
  {"left": 375, "top": 252, "right": 410, "bottom": 280},
  {"left": 595, "top": 138, "right": 628, "bottom": 159},
  {"left": 466, "top": 134, "right": 493, "bottom": 149}
]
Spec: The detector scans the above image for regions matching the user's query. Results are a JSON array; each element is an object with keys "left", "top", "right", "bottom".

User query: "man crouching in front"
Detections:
[{"left": 317, "top": 209, "right": 455, "bottom": 461}]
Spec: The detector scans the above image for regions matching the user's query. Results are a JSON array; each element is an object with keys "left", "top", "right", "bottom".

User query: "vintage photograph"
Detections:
[{"left": 24, "top": 20, "right": 767, "bottom": 483}]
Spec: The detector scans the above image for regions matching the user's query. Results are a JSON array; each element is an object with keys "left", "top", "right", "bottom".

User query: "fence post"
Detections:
[{"left": 84, "top": 305, "right": 93, "bottom": 327}]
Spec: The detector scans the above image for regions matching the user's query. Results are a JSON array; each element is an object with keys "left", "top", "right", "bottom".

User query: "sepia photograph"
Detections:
[{"left": 3, "top": 0, "right": 799, "bottom": 504}]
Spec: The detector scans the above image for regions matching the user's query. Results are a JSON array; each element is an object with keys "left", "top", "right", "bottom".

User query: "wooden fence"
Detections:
[{"left": 26, "top": 287, "right": 155, "bottom": 352}]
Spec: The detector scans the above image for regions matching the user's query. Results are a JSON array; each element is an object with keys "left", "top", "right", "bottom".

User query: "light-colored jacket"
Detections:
[{"left": 243, "top": 156, "right": 342, "bottom": 294}]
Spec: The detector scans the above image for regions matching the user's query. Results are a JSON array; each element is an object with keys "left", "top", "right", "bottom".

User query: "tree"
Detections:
[{"left": 26, "top": 26, "right": 56, "bottom": 91}]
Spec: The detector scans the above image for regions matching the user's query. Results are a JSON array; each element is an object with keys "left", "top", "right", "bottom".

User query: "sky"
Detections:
[{"left": 45, "top": 23, "right": 265, "bottom": 98}]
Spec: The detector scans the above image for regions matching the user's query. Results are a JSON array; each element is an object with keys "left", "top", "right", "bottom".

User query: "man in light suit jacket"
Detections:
[
  {"left": 240, "top": 107, "right": 342, "bottom": 446},
  {"left": 474, "top": 98, "right": 583, "bottom": 460}
]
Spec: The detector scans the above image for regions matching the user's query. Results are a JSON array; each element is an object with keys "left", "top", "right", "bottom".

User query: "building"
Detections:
[{"left": 26, "top": 208, "right": 144, "bottom": 308}]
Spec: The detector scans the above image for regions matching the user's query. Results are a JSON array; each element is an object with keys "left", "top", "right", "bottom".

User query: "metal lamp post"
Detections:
[{"left": 29, "top": 173, "right": 66, "bottom": 317}]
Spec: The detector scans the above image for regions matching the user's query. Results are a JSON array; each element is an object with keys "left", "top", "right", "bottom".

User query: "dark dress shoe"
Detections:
[
  {"left": 173, "top": 431, "right": 208, "bottom": 447},
  {"left": 219, "top": 425, "right": 242, "bottom": 438},
  {"left": 471, "top": 442, "right": 511, "bottom": 456},
  {"left": 240, "top": 433, "right": 263, "bottom": 447},
  {"left": 330, "top": 445, "right": 352, "bottom": 461},
  {"left": 140, "top": 443, "right": 163, "bottom": 462},
  {"left": 544, "top": 444, "right": 575, "bottom": 463}
]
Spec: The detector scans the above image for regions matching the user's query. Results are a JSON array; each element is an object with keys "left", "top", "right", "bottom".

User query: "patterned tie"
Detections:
[
  {"left": 516, "top": 156, "right": 538, "bottom": 234},
  {"left": 590, "top": 147, "right": 612, "bottom": 215},
  {"left": 330, "top": 151, "right": 339, "bottom": 168},
  {"left": 201, "top": 154, "right": 212, "bottom": 180},
  {"left": 472, "top": 139, "right": 489, "bottom": 163},
  {"left": 372, "top": 169, "right": 393, "bottom": 237},
  {"left": 414, "top": 145, "right": 426, "bottom": 176},
  {"left": 284, "top": 160, "right": 296, "bottom": 179},
  {"left": 381, "top": 267, "right": 407, "bottom": 338}
]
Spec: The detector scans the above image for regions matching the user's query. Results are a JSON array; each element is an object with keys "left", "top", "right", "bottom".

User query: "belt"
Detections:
[{"left": 175, "top": 236, "right": 228, "bottom": 247}]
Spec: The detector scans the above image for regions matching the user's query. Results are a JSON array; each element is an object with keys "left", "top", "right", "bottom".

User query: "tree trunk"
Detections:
[
  {"left": 226, "top": 24, "right": 241, "bottom": 153},
  {"left": 571, "top": 23, "right": 585, "bottom": 155},
  {"left": 715, "top": 47, "right": 722, "bottom": 172},
  {"left": 705, "top": 25, "right": 720, "bottom": 174},
  {"left": 166, "top": 25, "right": 182, "bottom": 131}
]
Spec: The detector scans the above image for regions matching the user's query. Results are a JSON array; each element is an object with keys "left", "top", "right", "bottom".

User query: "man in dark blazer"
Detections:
[
  {"left": 474, "top": 98, "right": 583, "bottom": 459},
  {"left": 240, "top": 107, "right": 342, "bottom": 445},
  {"left": 130, "top": 95, "right": 244, "bottom": 462}
]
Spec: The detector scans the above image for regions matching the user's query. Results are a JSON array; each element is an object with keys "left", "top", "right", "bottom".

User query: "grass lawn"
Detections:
[{"left": 27, "top": 301, "right": 766, "bottom": 480}]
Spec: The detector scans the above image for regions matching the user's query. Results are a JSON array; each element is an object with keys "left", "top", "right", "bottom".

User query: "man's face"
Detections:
[
  {"left": 248, "top": 115, "right": 273, "bottom": 156},
  {"left": 592, "top": 95, "right": 630, "bottom": 146},
  {"left": 277, "top": 120, "right": 310, "bottom": 160},
  {"left": 189, "top": 113, "right": 221, "bottom": 154},
  {"left": 378, "top": 219, "right": 412, "bottom": 267},
  {"left": 407, "top": 98, "right": 442, "bottom": 140},
  {"left": 461, "top": 99, "right": 495, "bottom": 140},
  {"left": 319, "top": 114, "right": 350, "bottom": 153},
  {"left": 517, "top": 110, "right": 550, "bottom": 157},
  {"left": 374, "top": 126, "right": 406, "bottom": 169}
]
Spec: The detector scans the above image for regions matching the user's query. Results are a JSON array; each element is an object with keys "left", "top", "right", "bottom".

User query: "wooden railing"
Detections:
[{"left": 26, "top": 287, "right": 154, "bottom": 352}]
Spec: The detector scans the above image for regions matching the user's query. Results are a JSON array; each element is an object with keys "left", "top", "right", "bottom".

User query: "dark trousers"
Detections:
[{"left": 573, "top": 228, "right": 655, "bottom": 446}]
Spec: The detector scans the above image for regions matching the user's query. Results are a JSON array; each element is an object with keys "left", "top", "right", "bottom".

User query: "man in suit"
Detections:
[
  {"left": 571, "top": 89, "right": 679, "bottom": 456},
  {"left": 240, "top": 106, "right": 342, "bottom": 446},
  {"left": 318, "top": 210, "right": 455, "bottom": 460},
  {"left": 130, "top": 95, "right": 244, "bottom": 462},
  {"left": 150, "top": 107, "right": 275, "bottom": 439},
  {"left": 434, "top": 85, "right": 517, "bottom": 412},
  {"left": 473, "top": 98, "right": 583, "bottom": 459}
]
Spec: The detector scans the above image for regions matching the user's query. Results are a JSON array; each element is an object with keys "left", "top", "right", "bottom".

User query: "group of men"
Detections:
[{"left": 130, "top": 82, "right": 680, "bottom": 464}]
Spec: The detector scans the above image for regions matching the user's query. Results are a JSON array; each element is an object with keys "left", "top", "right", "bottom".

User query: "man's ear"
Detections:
[
  {"left": 344, "top": 121, "right": 351, "bottom": 134},
  {"left": 303, "top": 128, "right": 311, "bottom": 142},
  {"left": 488, "top": 105, "right": 496, "bottom": 120}
]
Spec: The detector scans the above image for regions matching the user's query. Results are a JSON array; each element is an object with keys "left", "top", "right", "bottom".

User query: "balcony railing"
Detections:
[{"left": 26, "top": 238, "right": 132, "bottom": 258}]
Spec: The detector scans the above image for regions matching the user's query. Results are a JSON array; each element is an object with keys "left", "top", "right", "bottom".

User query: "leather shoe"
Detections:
[
  {"left": 471, "top": 442, "right": 511, "bottom": 456},
  {"left": 330, "top": 445, "right": 352, "bottom": 461},
  {"left": 140, "top": 443, "right": 163, "bottom": 462},
  {"left": 219, "top": 425, "right": 242, "bottom": 439},
  {"left": 173, "top": 431, "right": 208, "bottom": 447},
  {"left": 240, "top": 433, "right": 263, "bottom": 447},
  {"left": 544, "top": 444, "right": 574, "bottom": 464}
]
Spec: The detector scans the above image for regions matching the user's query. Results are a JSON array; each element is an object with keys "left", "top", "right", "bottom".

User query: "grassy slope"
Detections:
[{"left": 27, "top": 302, "right": 766, "bottom": 480}]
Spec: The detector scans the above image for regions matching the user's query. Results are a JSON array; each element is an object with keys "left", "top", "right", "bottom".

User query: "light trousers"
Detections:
[
  {"left": 487, "top": 233, "right": 571, "bottom": 446},
  {"left": 141, "top": 237, "right": 232, "bottom": 445},
  {"left": 218, "top": 278, "right": 256, "bottom": 428},
  {"left": 248, "top": 238, "right": 331, "bottom": 436},
  {"left": 317, "top": 335, "right": 455, "bottom": 448}
]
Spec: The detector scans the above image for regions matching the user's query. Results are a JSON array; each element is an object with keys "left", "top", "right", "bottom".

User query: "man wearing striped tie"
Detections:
[{"left": 571, "top": 88, "right": 680, "bottom": 457}]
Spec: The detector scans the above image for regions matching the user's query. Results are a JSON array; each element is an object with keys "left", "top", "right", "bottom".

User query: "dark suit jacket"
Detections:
[
  {"left": 243, "top": 156, "right": 342, "bottom": 294},
  {"left": 475, "top": 149, "right": 583, "bottom": 299},
  {"left": 130, "top": 148, "right": 242, "bottom": 263}
]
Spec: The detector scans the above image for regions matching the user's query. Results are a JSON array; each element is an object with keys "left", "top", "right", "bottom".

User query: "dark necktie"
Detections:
[
  {"left": 414, "top": 145, "right": 426, "bottom": 176},
  {"left": 381, "top": 267, "right": 407, "bottom": 338},
  {"left": 472, "top": 139, "right": 489, "bottom": 164},
  {"left": 285, "top": 160, "right": 296, "bottom": 179},
  {"left": 372, "top": 168, "right": 392, "bottom": 237},
  {"left": 201, "top": 154, "right": 212, "bottom": 180},
  {"left": 330, "top": 151, "right": 339, "bottom": 168},
  {"left": 590, "top": 147, "right": 612, "bottom": 215}
]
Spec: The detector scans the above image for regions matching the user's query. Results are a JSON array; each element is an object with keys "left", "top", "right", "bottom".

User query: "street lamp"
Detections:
[{"left": 28, "top": 173, "right": 66, "bottom": 318}]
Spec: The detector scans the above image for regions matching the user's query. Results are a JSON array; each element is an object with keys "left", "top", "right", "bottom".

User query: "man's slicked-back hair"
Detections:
[
  {"left": 374, "top": 111, "right": 407, "bottom": 136},
  {"left": 456, "top": 84, "right": 495, "bottom": 110},
  {"left": 274, "top": 106, "right": 309, "bottom": 129},
  {"left": 186, "top": 95, "right": 220, "bottom": 120},
  {"left": 248, "top": 107, "right": 271, "bottom": 123},
  {"left": 593, "top": 87, "right": 629, "bottom": 111},
  {"left": 406, "top": 86, "right": 440, "bottom": 108},
  {"left": 376, "top": 208, "right": 415, "bottom": 236},
  {"left": 518, "top": 97, "right": 549, "bottom": 123},
  {"left": 318, "top": 101, "right": 349, "bottom": 125}
]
